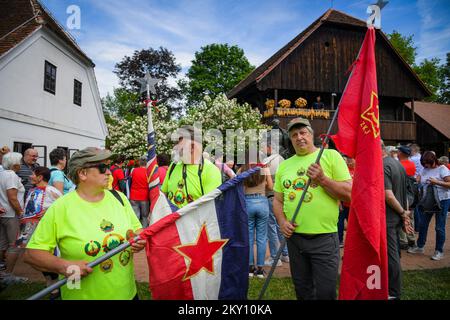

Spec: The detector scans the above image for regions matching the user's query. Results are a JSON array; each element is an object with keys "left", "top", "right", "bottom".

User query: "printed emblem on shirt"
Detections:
[
  {"left": 100, "top": 259, "right": 113, "bottom": 273},
  {"left": 283, "top": 179, "right": 292, "bottom": 189},
  {"left": 100, "top": 219, "right": 114, "bottom": 233},
  {"left": 102, "top": 233, "right": 125, "bottom": 253},
  {"left": 126, "top": 229, "right": 135, "bottom": 241},
  {"left": 304, "top": 191, "right": 313, "bottom": 203},
  {"left": 297, "top": 168, "right": 306, "bottom": 176},
  {"left": 119, "top": 249, "right": 132, "bottom": 267},
  {"left": 174, "top": 190, "right": 186, "bottom": 206},
  {"left": 293, "top": 178, "right": 306, "bottom": 191},
  {"left": 288, "top": 192, "right": 296, "bottom": 201},
  {"left": 84, "top": 240, "right": 101, "bottom": 257}
]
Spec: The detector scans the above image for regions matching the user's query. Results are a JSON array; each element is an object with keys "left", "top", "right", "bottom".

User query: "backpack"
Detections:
[
  {"left": 405, "top": 176, "right": 419, "bottom": 208},
  {"left": 417, "top": 185, "right": 441, "bottom": 213},
  {"left": 110, "top": 166, "right": 127, "bottom": 193}
]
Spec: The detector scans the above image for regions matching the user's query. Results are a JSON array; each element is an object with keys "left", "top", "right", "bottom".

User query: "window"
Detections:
[
  {"left": 73, "top": 79, "right": 82, "bottom": 106},
  {"left": 44, "top": 61, "right": 57, "bottom": 94}
]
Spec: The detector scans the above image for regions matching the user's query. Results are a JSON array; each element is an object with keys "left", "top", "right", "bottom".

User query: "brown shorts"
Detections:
[{"left": 0, "top": 217, "right": 20, "bottom": 252}]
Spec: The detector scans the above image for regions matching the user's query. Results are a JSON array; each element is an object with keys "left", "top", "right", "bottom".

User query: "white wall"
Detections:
[{"left": 0, "top": 27, "right": 108, "bottom": 164}]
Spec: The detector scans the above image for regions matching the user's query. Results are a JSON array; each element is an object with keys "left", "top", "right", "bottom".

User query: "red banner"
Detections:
[{"left": 333, "top": 27, "right": 388, "bottom": 300}]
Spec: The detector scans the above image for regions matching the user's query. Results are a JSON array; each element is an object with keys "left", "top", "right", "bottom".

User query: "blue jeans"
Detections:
[
  {"left": 267, "top": 197, "right": 288, "bottom": 258},
  {"left": 414, "top": 206, "right": 421, "bottom": 233},
  {"left": 417, "top": 199, "right": 450, "bottom": 253},
  {"left": 338, "top": 206, "right": 349, "bottom": 243},
  {"left": 246, "top": 194, "right": 270, "bottom": 267}
]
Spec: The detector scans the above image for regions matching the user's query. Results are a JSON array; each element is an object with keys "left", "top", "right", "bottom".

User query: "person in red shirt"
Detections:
[
  {"left": 129, "top": 158, "right": 150, "bottom": 227},
  {"left": 398, "top": 146, "right": 416, "bottom": 177},
  {"left": 110, "top": 155, "right": 126, "bottom": 192},
  {"left": 338, "top": 155, "right": 355, "bottom": 247}
]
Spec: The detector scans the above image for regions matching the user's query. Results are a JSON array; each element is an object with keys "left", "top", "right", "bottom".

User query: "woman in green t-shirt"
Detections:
[{"left": 24, "top": 148, "right": 147, "bottom": 300}]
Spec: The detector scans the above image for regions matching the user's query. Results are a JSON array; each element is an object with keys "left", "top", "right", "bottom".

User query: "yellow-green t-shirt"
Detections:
[
  {"left": 161, "top": 159, "right": 222, "bottom": 208},
  {"left": 274, "top": 149, "right": 351, "bottom": 234},
  {"left": 27, "top": 190, "right": 142, "bottom": 300}
]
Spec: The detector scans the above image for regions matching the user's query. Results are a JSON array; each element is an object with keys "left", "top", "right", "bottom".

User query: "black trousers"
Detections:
[
  {"left": 387, "top": 221, "right": 402, "bottom": 298},
  {"left": 286, "top": 232, "right": 340, "bottom": 300}
]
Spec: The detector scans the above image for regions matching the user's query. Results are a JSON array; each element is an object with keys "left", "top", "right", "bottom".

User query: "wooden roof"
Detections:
[
  {"left": 405, "top": 101, "right": 450, "bottom": 139},
  {"left": 228, "top": 9, "right": 430, "bottom": 99},
  {"left": 0, "top": 0, "right": 94, "bottom": 66}
]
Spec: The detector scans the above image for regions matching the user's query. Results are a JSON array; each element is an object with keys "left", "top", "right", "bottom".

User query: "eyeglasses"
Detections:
[{"left": 83, "top": 163, "right": 109, "bottom": 174}]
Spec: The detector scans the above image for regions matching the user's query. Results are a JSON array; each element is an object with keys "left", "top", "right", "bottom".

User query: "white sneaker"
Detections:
[
  {"left": 407, "top": 246, "right": 424, "bottom": 254},
  {"left": 431, "top": 251, "right": 444, "bottom": 261},
  {"left": 264, "top": 258, "right": 282, "bottom": 267},
  {"left": 280, "top": 255, "right": 290, "bottom": 263}
]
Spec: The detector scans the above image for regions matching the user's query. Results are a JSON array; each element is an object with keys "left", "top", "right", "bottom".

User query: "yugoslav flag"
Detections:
[
  {"left": 143, "top": 116, "right": 251, "bottom": 299},
  {"left": 141, "top": 169, "right": 256, "bottom": 300}
]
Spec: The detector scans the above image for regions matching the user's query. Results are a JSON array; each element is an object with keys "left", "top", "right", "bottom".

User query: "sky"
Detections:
[{"left": 39, "top": 0, "right": 450, "bottom": 98}]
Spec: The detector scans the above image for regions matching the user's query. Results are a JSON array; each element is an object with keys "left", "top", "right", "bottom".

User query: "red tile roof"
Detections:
[
  {"left": 0, "top": 0, "right": 94, "bottom": 66},
  {"left": 405, "top": 101, "right": 450, "bottom": 139}
]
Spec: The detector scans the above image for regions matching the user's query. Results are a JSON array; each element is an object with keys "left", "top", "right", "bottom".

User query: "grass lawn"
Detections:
[{"left": 1, "top": 268, "right": 449, "bottom": 300}]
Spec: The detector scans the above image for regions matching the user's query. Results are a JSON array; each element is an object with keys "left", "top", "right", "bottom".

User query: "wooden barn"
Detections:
[{"left": 228, "top": 9, "right": 450, "bottom": 157}]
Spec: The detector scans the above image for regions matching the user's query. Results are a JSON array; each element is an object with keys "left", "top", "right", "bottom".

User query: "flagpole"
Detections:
[
  {"left": 27, "top": 235, "right": 141, "bottom": 300},
  {"left": 257, "top": 32, "right": 369, "bottom": 299}
]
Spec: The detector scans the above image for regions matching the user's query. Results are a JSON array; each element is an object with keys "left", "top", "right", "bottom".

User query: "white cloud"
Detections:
[
  {"left": 93, "top": 66, "right": 119, "bottom": 98},
  {"left": 416, "top": 0, "right": 450, "bottom": 62},
  {"left": 83, "top": 41, "right": 137, "bottom": 63}
]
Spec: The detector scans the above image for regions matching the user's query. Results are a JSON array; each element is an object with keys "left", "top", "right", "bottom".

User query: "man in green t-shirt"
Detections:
[
  {"left": 23, "top": 147, "right": 146, "bottom": 300},
  {"left": 273, "top": 117, "right": 352, "bottom": 300},
  {"left": 162, "top": 125, "right": 222, "bottom": 208}
]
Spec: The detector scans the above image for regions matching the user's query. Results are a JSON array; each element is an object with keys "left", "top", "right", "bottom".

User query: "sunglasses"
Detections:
[{"left": 83, "top": 163, "right": 109, "bottom": 174}]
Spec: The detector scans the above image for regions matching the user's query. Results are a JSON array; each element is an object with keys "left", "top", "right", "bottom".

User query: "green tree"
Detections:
[
  {"left": 114, "top": 47, "right": 182, "bottom": 115},
  {"left": 438, "top": 53, "right": 450, "bottom": 104},
  {"left": 387, "top": 30, "right": 417, "bottom": 66},
  {"left": 414, "top": 58, "right": 442, "bottom": 102},
  {"left": 102, "top": 88, "right": 143, "bottom": 122},
  {"left": 180, "top": 43, "right": 254, "bottom": 106},
  {"left": 387, "top": 30, "right": 446, "bottom": 102}
]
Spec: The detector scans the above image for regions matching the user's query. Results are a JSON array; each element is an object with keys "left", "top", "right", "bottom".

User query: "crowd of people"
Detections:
[{"left": 0, "top": 117, "right": 449, "bottom": 300}]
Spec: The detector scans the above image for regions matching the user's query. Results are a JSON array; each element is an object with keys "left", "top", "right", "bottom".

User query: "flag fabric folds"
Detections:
[{"left": 333, "top": 27, "right": 388, "bottom": 300}]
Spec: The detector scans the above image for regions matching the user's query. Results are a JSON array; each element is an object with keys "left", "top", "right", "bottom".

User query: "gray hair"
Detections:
[
  {"left": 2, "top": 152, "right": 23, "bottom": 170},
  {"left": 305, "top": 126, "right": 314, "bottom": 135}
]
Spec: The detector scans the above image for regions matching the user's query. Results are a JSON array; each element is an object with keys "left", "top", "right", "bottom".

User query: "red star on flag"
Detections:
[{"left": 173, "top": 224, "right": 228, "bottom": 281}]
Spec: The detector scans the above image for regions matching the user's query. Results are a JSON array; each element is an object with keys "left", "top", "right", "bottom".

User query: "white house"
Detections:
[{"left": 0, "top": 0, "right": 107, "bottom": 166}]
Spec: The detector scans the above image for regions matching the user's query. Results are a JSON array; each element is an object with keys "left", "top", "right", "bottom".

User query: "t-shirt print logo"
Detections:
[
  {"left": 100, "top": 219, "right": 114, "bottom": 233},
  {"left": 102, "top": 233, "right": 125, "bottom": 253},
  {"left": 360, "top": 91, "right": 380, "bottom": 138}
]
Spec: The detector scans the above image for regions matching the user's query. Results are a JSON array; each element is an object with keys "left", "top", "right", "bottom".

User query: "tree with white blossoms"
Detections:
[
  {"left": 107, "top": 104, "right": 178, "bottom": 158},
  {"left": 106, "top": 94, "right": 268, "bottom": 159},
  {"left": 181, "top": 93, "right": 269, "bottom": 158}
]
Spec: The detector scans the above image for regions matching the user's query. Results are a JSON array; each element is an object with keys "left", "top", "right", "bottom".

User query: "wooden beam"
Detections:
[
  {"left": 411, "top": 98, "right": 415, "bottom": 122},
  {"left": 274, "top": 89, "right": 278, "bottom": 108}
]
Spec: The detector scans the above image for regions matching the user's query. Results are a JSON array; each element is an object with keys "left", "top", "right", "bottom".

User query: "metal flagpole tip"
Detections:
[{"left": 139, "top": 71, "right": 159, "bottom": 95}]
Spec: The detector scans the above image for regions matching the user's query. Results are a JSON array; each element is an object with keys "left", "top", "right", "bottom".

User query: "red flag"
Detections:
[{"left": 333, "top": 27, "right": 388, "bottom": 300}]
